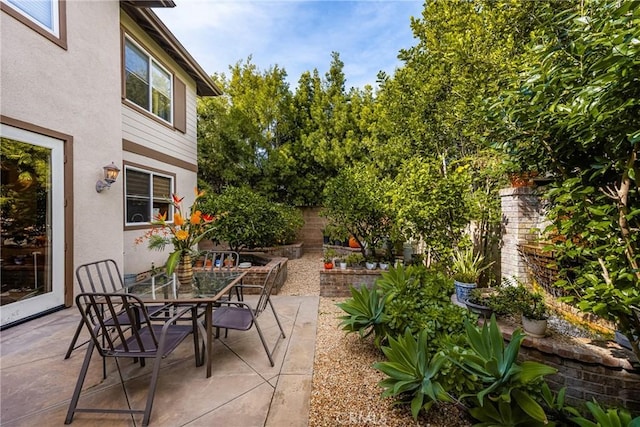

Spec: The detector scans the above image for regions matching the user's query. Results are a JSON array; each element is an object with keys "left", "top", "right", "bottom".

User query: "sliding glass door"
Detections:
[{"left": 1, "top": 124, "right": 65, "bottom": 327}]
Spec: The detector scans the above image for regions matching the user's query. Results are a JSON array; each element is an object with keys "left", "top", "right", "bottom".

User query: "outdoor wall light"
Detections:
[{"left": 96, "top": 162, "right": 121, "bottom": 193}]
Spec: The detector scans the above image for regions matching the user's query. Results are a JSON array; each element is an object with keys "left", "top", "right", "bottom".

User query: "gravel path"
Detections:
[{"left": 279, "top": 252, "right": 472, "bottom": 427}]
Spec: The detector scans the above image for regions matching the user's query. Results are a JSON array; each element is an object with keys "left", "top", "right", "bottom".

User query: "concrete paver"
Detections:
[{"left": 0, "top": 295, "right": 318, "bottom": 427}]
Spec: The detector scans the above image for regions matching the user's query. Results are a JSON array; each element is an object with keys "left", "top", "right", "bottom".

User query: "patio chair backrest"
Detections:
[
  {"left": 76, "top": 292, "right": 157, "bottom": 357},
  {"left": 202, "top": 251, "right": 240, "bottom": 270},
  {"left": 75, "top": 259, "right": 124, "bottom": 294},
  {"left": 255, "top": 263, "right": 280, "bottom": 317}
]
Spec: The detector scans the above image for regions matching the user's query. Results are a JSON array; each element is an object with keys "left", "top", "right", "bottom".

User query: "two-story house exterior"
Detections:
[{"left": 0, "top": 0, "right": 220, "bottom": 327}]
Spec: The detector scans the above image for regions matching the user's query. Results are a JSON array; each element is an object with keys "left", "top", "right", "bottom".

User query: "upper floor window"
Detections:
[
  {"left": 124, "top": 36, "right": 173, "bottom": 123},
  {"left": 1, "top": 0, "right": 66, "bottom": 48},
  {"left": 125, "top": 166, "right": 174, "bottom": 225}
]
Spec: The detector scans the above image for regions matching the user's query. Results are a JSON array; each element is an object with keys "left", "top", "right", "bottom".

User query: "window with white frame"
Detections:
[
  {"left": 125, "top": 167, "right": 173, "bottom": 225},
  {"left": 124, "top": 36, "right": 173, "bottom": 123},
  {"left": 2, "top": 0, "right": 59, "bottom": 36}
]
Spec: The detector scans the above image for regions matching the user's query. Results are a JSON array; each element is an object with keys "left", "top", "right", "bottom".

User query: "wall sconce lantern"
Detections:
[{"left": 95, "top": 162, "right": 120, "bottom": 193}]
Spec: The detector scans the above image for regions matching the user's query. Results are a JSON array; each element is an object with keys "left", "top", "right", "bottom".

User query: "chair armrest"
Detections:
[{"left": 234, "top": 284, "right": 263, "bottom": 290}]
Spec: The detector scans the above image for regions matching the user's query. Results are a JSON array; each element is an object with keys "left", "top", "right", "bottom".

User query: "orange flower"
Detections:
[
  {"left": 194, "top": 187, "right": 205, "bottom": 198},
  {"left": 190, "top": 210, "right": 202, "bottom": 225},
  {"left": 175, "top": 230, "right": 189, "bottom": 240},
  {"left": 202, "top": 213, "right": 215, "bottom": 222},
  {"left": 155, "top": 211, "right": 167, "bottom": 222},
  {"left": 174, "top": 213, "right": 185, "bottom": 226},
  {"left": 172, "top": 194, "right": 184, "bottom": 205}
]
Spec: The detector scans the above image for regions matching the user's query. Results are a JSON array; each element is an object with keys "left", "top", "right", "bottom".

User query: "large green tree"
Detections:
[{"left": 492, "top": 0, "right": 640, "bottom": 360}]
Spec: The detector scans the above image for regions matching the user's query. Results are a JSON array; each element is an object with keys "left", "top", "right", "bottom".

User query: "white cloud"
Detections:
[{"left": 155, "top": 0, "right": 423, "bottom": 89}]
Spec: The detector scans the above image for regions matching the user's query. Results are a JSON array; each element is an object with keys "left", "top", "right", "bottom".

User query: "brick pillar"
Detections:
[{"left": 500, "top": 187, "right": 542, "bottom": 282}]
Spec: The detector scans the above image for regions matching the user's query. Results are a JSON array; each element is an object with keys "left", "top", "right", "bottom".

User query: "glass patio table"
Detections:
[{"left": 127, "top": 270, "right": 246, "bottom": 377}]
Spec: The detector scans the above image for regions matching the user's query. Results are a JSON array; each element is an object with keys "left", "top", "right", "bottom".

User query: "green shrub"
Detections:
[
  {"left": 200, "top": 186, "right": 303, "bottom": 251},
  {"left": 377, "top": 265, "right": 474, "bottom": 355}
]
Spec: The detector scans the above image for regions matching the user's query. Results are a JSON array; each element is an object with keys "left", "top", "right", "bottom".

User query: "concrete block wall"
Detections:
[
  {"left": 298, "top": 207, "right": 327, "bottom": 253},
  {"left": 500, "top": 187, "right": 544, "bottom": 282}
]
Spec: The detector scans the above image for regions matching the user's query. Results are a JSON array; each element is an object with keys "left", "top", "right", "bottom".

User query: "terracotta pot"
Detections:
[
  {"left": 348, "top": 237, "right": 360, "bottom": 248},
  {"left": 324, "top": 262, "right": 334, "bottom": 270}
]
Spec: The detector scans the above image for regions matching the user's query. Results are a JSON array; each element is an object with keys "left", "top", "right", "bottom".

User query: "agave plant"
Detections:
[
  {"left": 373, "top": 329, "right": 453, "bottom": 419},
  {"left": 454, "top": 316, "right": 557, "bottom": 425},
  {"left": 570, "top": 399, "right": 640, "bottom": 427},
  {"left": 336, "top": 284, "right": 389, "bottom": 347}
]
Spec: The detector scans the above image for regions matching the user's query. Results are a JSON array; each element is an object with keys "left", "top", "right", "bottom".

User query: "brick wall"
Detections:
[
  {"left": 500, "top": 187, "right": 544, "bottom": 282},
  {"left": 319, "top": 268, "right": 382, "bottom": 297},
  {"left": 498, "top": 320, "right": 640, "bottom": 413}
]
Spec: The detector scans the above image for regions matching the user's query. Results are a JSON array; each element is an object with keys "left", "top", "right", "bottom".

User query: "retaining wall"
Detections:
[
  {"left": 319, "top": 268, "right": 383, "bottom": 297},
  {"left": 497, "top": 320, "right": 640, "bottom": 413}
]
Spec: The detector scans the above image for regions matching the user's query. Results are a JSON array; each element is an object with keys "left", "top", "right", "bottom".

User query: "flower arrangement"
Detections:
[{"left": 135, "top": 188, "right": 217, "bottom": 275}]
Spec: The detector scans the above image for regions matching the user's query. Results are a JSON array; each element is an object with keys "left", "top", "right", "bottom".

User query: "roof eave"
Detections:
[{"left": 121, "top": 2, "right": 222, "bottom": 97}]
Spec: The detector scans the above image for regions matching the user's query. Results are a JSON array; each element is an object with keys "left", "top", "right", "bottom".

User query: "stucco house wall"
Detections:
[
  {"left": 1, "top": 1, "right": 124, "bottom": 299},
  {"left": 1, "top": 1, "right": 219, "bottom": 321}
]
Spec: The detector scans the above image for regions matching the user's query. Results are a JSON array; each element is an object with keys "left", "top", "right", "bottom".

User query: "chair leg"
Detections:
[
  {"left": 252, "top": 320, "right": 275, "bottom": 367},
  {"left": 65, "top": 341, "right": 95, "bottom": 424},
  {"left": 64, "top": 319, "right": 85, "bottom": 359},
  {"left": 268, "top": 299, "right": 286, "bottom": 339},
  {"left": 142, "top": 345, "right": 166, "bottom": 426}
]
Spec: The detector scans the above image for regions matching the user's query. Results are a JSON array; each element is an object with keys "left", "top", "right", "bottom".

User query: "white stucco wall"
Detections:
[{"left": 1, "top": 1, "right": 124, "bottom": 294}]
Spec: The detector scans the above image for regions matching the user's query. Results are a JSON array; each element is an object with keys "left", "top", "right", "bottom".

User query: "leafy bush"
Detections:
[
  {"left": 377, "top": 265, "right": 474, "bottom": 354},
  {"left": 321, "top": 165, "right": 394, "bottom": 257},
  {"left": 200, "top": 186, "right": 303, "bottom": 251}
]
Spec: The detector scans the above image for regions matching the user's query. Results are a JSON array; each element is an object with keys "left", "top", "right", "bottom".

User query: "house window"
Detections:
[
  {"left": 2, "top": 0, "right": 59, "bottom": 35},
  {"left": 124, "top": 37, "right": 173, "bottom": 123},
  {"left": 125, "top": 167, "right": 173, "bottom": 225}
]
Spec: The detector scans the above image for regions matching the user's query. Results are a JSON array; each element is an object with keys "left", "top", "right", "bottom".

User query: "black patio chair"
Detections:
[
  {"left": 64, "top": 259, "right": 167, "bottom": 360},
  {"left": 65, "top": 292, "right": 199, "bottom": 427},
  {"left": 209, "top": 263, "right": 286, "bottom": 366}
]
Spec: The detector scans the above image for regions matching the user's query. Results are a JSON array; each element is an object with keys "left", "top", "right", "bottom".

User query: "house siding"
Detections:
[
  {"left": 120, "top": 11, "right": 199, "bottom": 165},
  {"left": 119, "top": 11, "right": 201, "bottom": 276}
]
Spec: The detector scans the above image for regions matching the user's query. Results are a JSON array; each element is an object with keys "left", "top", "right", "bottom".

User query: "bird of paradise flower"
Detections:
[{"left": 137, "top": 188, "right": 217, "bottom": 275}]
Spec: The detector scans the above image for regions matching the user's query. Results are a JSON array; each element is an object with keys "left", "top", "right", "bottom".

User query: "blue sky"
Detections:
[{"left": 154, "top": 1, "right": 424, "bottom": 90}]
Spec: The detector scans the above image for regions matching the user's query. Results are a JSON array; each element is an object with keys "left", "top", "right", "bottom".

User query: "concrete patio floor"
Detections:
[{"left": 0, "top": 295, "right": 319, "bottom": 426}]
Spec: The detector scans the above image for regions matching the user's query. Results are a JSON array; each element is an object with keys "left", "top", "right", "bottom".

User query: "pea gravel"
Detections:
[{"left": 279, "top": 252, "right": 473, "bottom": 427}]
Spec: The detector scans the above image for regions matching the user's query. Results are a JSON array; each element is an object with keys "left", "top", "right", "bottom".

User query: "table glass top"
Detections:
[{"left": 126, "top": 271, "right": 244, "bottom": 301}]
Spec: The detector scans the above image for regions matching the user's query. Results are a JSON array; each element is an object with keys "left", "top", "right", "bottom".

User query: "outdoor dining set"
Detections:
[{"left": 62, "top": 252, "right": 286, "bottom": 427}]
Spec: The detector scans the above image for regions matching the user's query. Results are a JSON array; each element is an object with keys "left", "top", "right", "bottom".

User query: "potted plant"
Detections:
[
  {"left": 139, "top": 190, "right": 217, "bottom": 288},
  {"left": 337, "top": 255, "right": 347, "bottom": 270},
  {"left": 323, "top": 248, "right": 337, "bottom": 270},
  {"left": 518, "top": 290, "right": 548, "bottom": 338},
  {"left": 345, "top": 252, "right": 364, "bottom": 268},
  {"left": 451, "top": 247, "right": 494, "bottom": 303},
  {"left": 365, "top": 255, "right": 377, "bottom": 270},
  {"left": 464, "top": 288, "right": 495, "bottom": 319}
]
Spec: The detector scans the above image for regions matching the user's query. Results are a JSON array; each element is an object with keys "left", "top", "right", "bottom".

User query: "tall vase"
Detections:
[{"left": 176, "top": 253, "right": 193, "bottom": 290}]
